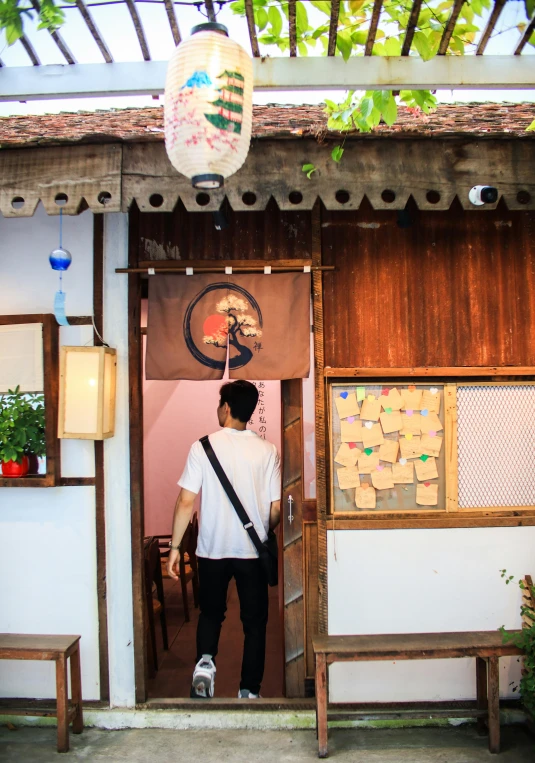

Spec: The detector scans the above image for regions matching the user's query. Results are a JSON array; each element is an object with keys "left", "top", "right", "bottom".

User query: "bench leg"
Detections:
[
  {"left": 55, "top": 655, "right": 69, "bottom": 753},
  {"left": 487, "top": 656, "right": 500, "bottom": 754},
  {"left": 70, "top": 645, "right": 84, "bottom": 735},
  {"left": 316, "top": 653, "right": 328, "bottom": 758},
  {"left": 476, "top": 657, "right": 488, "bottom": 736}
]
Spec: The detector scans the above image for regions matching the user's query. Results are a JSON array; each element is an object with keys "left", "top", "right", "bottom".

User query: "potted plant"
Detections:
[
  {"left": 0, "top": 386, "right": 46, "bottom": 477},
  {"left": 500, "top": 570, "right": 535, "bottom": 723}
]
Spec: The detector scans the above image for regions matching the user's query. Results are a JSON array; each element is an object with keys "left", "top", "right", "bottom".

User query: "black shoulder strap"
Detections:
[{"left": 200, "top": 435, "right": 265, "bottom": 555}]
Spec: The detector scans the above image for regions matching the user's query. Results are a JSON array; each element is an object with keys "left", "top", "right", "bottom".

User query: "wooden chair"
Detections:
[
  {"left": 157, "top": 519, "right": 199, "bottom": 622},
  {"left": 143, "top": 536, "right": 169, "bottom": 678}
]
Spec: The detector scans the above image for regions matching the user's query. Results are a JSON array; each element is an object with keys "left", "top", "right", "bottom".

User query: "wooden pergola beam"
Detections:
[
  {"left": 476, "top": 0, "right": 507, "bottom": 55},
  {"left": 327, "top": 0, "right": 340, "bottom": 56},
  {"left": 401, "top": 0, "right": 423, "bottom": 56},
  {"left": 163, "top": 0, "right": 181, "bottom": 46},
  {"left": 75, "top": 0, "right": 113, "bottom": 64},
  {"left": 289, "top": 0, "right": 297, "bottom": 57},
  {"left": 204, "top": 0, "right": 217, "bottom": 23},
  {"left": 20, "top": 35, "right": 41, "bottom": 67},
  {"left": 244, "top": 0, "right": 260, "bottom": 57},
  {"left": 365, "top": 0, "right": 383, "bottom": 56},
  {"left": 125, "top": 0, "right": 151, "bottom": 61},
  {"left": 514, "top": 11, "right": 535, "bottom": 55},
  {"left": 438, "top": 0, "right": 464, "bottom": 56},
  {"left": 31, "top": 0, "right": 76, "bottom": 64}
]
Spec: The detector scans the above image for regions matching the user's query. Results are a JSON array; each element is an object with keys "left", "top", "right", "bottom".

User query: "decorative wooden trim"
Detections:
[
  {"left": 444, "top": 383, "right": 458, "bottom": 512},
  {"left": 93, "top": 213, "right": 110, "bottom": 703},
  {"left": 311, "top": 201, "right": 328, "bottom": 636},
  {"left": 128, "top": 209, "right": 148, "bottom": 704},
  {"left": 138, "top": 259, "right": 313, "bottom": 270},
  {"left": 57, "top": 477, "right": 96, "bottom": 487},
  {"left": 0, "top": 313, "right": 60, "bottom": 488},
  {"left": 331, "top": 516, "right": 535, "bottom": 530},
  {"left": 325, "top": 367, "right": 535, "bottom": 378}
]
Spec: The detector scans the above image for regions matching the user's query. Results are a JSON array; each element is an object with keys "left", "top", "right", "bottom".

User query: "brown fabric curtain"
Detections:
[{"left": 146, "top": 273, "right": 310, "bottom": 381}]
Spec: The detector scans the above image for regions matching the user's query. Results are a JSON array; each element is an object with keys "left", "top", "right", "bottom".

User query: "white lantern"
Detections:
[{"left": 164, "top": 22, "right": 253, "bottom": 190}]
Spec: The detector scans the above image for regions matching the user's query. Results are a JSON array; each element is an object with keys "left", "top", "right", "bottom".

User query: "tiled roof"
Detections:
[{"left": 0, "top": 103, "right": 533, "bottom": 149}]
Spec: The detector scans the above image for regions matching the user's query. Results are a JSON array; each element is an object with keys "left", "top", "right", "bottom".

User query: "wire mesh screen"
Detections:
[{"left": 457, "top": 385, "right": 535, "bottom": 508}]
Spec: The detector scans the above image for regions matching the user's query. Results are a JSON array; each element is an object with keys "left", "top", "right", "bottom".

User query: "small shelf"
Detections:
[{"left": 0, "top": 476, "right": 53, "bottom": 488}]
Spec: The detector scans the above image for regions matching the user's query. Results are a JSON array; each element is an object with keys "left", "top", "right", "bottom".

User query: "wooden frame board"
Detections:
[{"left": 0, "top": 313, "right": 59, "bottom": 488}]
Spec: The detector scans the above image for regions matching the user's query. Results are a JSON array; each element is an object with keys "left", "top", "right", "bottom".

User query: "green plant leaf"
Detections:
[
  {"left": 296, "top": 1, "right": 308, "bottom": 33},
  {"left": 373, "top": 89, "right": 392, "bottom": 112},
  {"left": 302, "top": 163, "right": 317, "bottom": 179},
  {"left": 527, "top": 119, "right": 535, "bottom": 132},
  {"left": 268, "top": 5, "right": 282, "bottom": 38},
  {"left": 382, "top": 94, "right": 398, "bottom": 126},
  {"left": 331, "top": 145, "right": 344, "bottom": 163},
  {"left": 256, "top": 7, "right": 268, "bottom": 31},
  {"left": 384, "top": 36, "right": 402, "bottom": 56},
  {"left": 337, "top": 30, "right": 353, "bottom": 61}
]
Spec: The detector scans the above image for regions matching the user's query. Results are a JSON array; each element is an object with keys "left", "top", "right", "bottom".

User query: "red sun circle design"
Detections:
[{"left": 203, "top": 314, "right": 228, "bottom": 340}]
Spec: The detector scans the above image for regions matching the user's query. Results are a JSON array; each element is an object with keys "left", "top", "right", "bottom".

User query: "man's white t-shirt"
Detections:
[{"left": 178, "top": 428, "right": 281, "bottom": 559}]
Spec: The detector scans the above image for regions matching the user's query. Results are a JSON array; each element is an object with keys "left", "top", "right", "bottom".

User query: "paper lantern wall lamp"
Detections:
[
  {"left": 164, "top": 22, "right": 253, "bottom": 190},
  {"left": 58, "top": 346, "right": 117, "bottom": 440}
]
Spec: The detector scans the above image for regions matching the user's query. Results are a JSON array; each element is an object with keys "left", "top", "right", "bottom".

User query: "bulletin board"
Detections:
[{"left": 329, "top": 381, "right": 535, "bottom": 516}]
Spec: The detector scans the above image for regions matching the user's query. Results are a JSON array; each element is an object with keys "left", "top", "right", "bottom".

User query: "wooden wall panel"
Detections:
[
  {"left": 322, "top": 199, "right": 535, "bottom": 369},
  {"left": 133, "top": 199, "right": 312, "bottom": 265},
  {"left": 304, "top": 521, "right": 318, "bottom": 679}
]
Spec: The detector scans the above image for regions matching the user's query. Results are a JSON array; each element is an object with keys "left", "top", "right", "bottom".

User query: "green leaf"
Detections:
[
  {"left": 331, "top": 145, "right": 344, "bottom": 163},
  {"left": 526, "top": 0, "right": 535, "bottom": 18},
  {"left": 310, "top": 0, "right": 331, "bottom": 15},
  {"left": 256, "top": 7, "right": 268, "bottom": 31},
  {"left": 527, "top": 119, "right": 535, "bottom": 132},
  {"left": 413, "top": 30, "right": 432, "bottom": 61},
  {"left": 360, "top": 97, "right": 374, "bottom": 119},
  {"left": 297, "top": 40, "right": 308, "bottom": 56},
  {"left": 302, "top": 163, "right": 317, "bottom": 179},
  {"left": 382, "top": 94, "right": 398, "bottom": 126},
  {"left": 268, "top": 5, "right": 282, "bottom": 38},
  {"left": 384, "top": 36, "right": 402, "bottom": 56},
  {"left": 351, "top": 30, "right": 368, "bottom": 45},
  {"left": 372, "top": 90, "right": 391, "bottom": 112},
  {"left": 5, "top": 20, "right": 22, "bottom": 45},
  {"left": 296, "top": 1, "right": 308, "bottom": 33},
  {"left": 336, "top": 30, "right": 353, "bottom": 61}
]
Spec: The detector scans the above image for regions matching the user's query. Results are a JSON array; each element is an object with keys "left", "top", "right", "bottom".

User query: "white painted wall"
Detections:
[
  {"left": 328, "top": 527, "right": 534, "bottom": 703},
  {"left": 0, "top": 206, "right": 100, "bottom": 700}
]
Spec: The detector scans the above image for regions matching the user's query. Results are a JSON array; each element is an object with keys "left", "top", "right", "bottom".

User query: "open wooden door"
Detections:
[{"left": 281, "top": 378, "right": 306, "bottom": 697}]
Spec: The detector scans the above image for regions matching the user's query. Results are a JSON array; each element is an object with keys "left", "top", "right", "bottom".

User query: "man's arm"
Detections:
[
  {"left": 167, "top": 487, "right": 197, "bottom": 581},
  {"left": 269, "top": 500, "right": 281, "bottom": 531}
]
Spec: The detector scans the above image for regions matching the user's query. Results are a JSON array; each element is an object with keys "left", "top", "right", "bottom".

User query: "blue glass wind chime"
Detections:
[{"left": 49, "top": 208, "right": 72, "bottom": 326}]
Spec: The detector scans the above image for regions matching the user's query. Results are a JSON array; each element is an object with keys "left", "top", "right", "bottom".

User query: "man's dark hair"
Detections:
[{"left": 219, "top": 380, "right": 259, "bottom": 423}]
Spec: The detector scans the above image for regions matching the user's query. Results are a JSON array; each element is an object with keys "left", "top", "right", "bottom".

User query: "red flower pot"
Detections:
[{"left": 1, "top": 456, "right": 30, "bottom": 477}]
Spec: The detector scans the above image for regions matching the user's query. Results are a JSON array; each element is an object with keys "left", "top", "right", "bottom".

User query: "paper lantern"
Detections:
[
  {"left": 164, "top": 22, "right": 253, "bottom": 189},
  {"left": 58, "top": 346, "right": 117, "bottom": 440}
]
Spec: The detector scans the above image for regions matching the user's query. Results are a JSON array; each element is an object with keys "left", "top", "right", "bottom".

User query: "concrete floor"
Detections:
[{"left": 0, "top": 725, "right": 533, "bottom": 762}]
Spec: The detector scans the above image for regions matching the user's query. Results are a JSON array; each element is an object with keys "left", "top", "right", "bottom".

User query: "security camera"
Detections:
[{"left": 469, "top": 185, "right": 498, "bottom": 206}]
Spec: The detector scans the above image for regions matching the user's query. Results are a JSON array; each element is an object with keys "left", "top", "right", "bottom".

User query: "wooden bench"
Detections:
[
  {"left": 0, "top": 634, "right": 83, "bottom": 753},
  {"left": 313, "top": 631, "right": 522, "bottom": 758}
]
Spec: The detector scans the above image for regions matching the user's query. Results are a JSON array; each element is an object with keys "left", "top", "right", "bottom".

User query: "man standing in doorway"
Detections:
[{"left": 167, "top": 380, "right": 281, "bottom": 699}]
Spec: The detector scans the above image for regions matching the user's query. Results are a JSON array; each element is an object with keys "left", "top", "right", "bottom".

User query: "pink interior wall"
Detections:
[{"left": 141, "top": 301, "right": 282, "bottom": 536}]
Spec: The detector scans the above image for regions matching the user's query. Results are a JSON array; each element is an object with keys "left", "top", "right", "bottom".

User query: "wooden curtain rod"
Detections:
[{"left": 115, "top": 266, "right": 335, "bottom": 274}]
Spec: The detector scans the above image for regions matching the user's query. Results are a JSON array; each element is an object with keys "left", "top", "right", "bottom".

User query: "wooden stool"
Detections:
[{"left": 0, "top": 634, "right": 83, "bottom": 753}]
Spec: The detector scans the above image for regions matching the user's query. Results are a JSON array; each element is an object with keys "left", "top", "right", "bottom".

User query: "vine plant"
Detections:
[
  {"left": 0, "top": 0, "right": 76, "bottom": 45},
  {"left": 500, "top": 569, "right": 535, "bottom": 718},
  {"left": 229, "top": 0, "right": 535, "bottom": 162}
]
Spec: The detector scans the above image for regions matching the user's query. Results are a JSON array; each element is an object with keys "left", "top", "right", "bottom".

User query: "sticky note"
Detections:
[
  {"left": 416, "top": 482, "right": 438, "bottom": 506},
  {"left": 400, "top": 412, "right": 421, "bottom": 436},
  {"left": 379, "top": 387, "right": 404, "bottom": 411},
  {"left": 422, "top": 388, "right": 441, "bottom": 415},
  {"left": 356, "top": 387, "right": 366, "bottom": 402},
  {"left": 337, "top": 466, "right": 361, "bottom": 490},
  {"left": 358, "top": 451, "right": 380, "bottom": 474},
  {"left": 341, "top": 419, "right": 363, "bottom": 443},
  {"left": 421, "top": 433, "right": 443, "bottom": 458},
  {"left": 360, "top": 396, "right": 381, "bottom": 421},
  {"left": 420, "top": 411, "right": 443, "bottom": 435},
  {"left": 379, "top": 410, "right": 403, "bottom": 434},
  {"left": 371, "top": 465, "right": 394, "bottom": 490},
  {"left": 378, "top": 439, "right": 399, "bottom": 464},
  {"left": 361, "top": 422, "right": 385, "bottom": 449},
  {"left": 415, "top": 455, "right": 439, "bottom": 481},
  {"left": 392, "top": 461, "right": 414, "bottom": 484},
  {"left": 355, "top": 484, "right": 376, "bottom": 509},
  {"left": 402, "top": 388, "right": 423, "bottom": 411},
  {"left": 335, "top": 392, "right": 360, "bottom": 420},
  {"left": 334, "top": 443, "right": 361, "bottom": 467},
  {"left": 399, "top": 435, "right": 422, "bottom": 460}
]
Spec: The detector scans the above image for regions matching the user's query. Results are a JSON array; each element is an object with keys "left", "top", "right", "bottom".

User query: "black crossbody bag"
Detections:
[{"left": 200, "top": 435, "right": 278, "bottom": 587}]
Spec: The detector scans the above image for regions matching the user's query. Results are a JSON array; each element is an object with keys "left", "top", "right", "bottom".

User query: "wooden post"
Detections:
[
  {"left": 476, "top": 656, "right": 488, "bottom": 736},
  {"left": 487, "top": 655, "right": 500, "bottom": 754},
  {"left": 315, "top": 652, "right": 328, "bottom": 758},
  {"left": 55, "top": 655, "right": 69, "bottom": 753},
  {"left": 70, "top": 644, "right": 84, "bottom": 735}
]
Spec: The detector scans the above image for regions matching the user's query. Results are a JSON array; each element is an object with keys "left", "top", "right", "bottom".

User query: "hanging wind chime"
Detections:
[
  {"left": 164, "top": 22, "right": 253, "bottom": 189},
  {"left": 49, "top": 208, "right": 72, "bottom": 326}
]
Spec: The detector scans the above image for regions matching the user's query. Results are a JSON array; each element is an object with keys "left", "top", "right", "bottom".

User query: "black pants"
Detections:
[{"left": 196, "top": 557, "right": 269, "bottom": 695}]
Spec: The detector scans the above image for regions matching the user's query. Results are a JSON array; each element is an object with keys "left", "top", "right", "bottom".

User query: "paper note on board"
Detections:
[
  {"left": 334, "top": 442, "right": 361, "bottom": 467},
  {"left": 360, "top": 396, "right": 381, "bottom": 421},
  {"left": 392, "top": 461, "right": 414, "bottom": 484},
  {"left": 355, "top": 484, "right": 376, "bottom": 509},
  {"left": 361, "top": 423, "right": 385, "bottom": 449},
  {"left": 340, "top": 419, "right": 364, "bottom": 443},
  {"left": 402, "top": 388, "right": 423, "bottom": 411},
  {"left": 416, "top": 482, "right": 438, "bottom": 506},
  {"left": 378, "top": 439, "right": 399, "bottom": 464},
  {"left": 379, "top": 410, "right": 403, "bottom": 434},
  {"left": 421, "top": 389, "right": 441, "bottom": 415},
  {"left": 337, "top": 466, "right": 361, "bottom": 490},
  {"left": 420, "top": 411, "right": 443, "bottom": 435},
  {"left": 358, "top": 451, "right": 380, "bottom": 474},
  {"left": 356, "top": 387, "right": 366, "bottom": 402},
  {"left": 379, "top": 387, "right": 404, "bottom": 411},
  {"left": 400, "top": 412, "right": 422, "bottom": 435},
  {"left": 415, "top": 456, "right": 439, "bottom": 481},
  {"left": 399, "top": 435, "right": 422, "bottom": 460},
  {"left": 420, "top": 434, "right": 443, "bottom": 458},
  {"left": 335, "top": 392, "right": 360, "bottom": 420},
  {"left": 371, "top": 466, "right": 394, "bottom": 490}
]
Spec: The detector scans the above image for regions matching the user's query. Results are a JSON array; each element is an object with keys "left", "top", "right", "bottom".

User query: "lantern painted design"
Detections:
[{"left": 164, "top": 23, "right": 253, "bottom": 190}]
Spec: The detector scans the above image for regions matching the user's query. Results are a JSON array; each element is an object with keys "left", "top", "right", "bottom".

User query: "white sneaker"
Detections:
[
  {"left": 191, "top": 655, "right": 216, "bottom": 698},
  {"left": 238, "top": 689, "right": 260, "bottom": 698}
]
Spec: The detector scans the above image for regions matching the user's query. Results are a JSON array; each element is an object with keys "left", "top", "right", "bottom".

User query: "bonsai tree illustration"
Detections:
[{"left": 203, "top": 294, "right": 262, "bottom": 368}]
